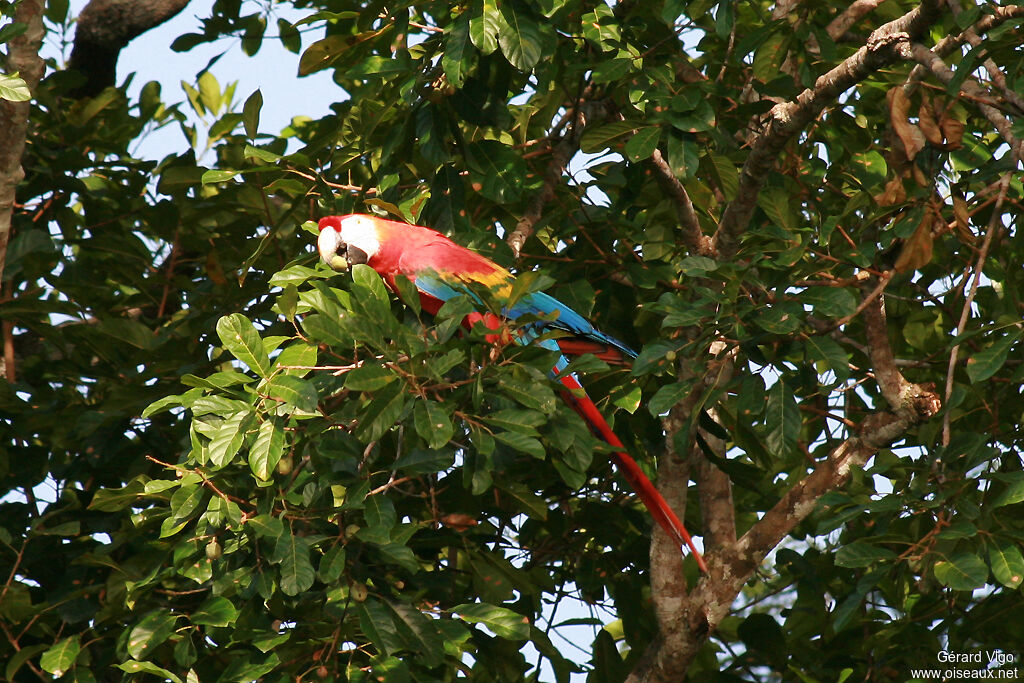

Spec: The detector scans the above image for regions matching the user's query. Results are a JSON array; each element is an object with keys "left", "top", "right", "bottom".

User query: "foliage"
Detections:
[{"left": 1, "top": 0, "right": 1023, "bottom": 681}]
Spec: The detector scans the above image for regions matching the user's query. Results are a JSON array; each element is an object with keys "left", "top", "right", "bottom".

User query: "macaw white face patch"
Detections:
[{"left": 338, "top": 215, "right": 381, "bottom": 261}]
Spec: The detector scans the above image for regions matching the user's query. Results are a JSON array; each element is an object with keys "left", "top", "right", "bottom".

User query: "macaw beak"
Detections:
[{"left": 317, "top": 227, "right": 368, "bottom": 272}]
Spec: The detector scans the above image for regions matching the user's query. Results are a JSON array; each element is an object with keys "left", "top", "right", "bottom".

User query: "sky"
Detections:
[{"left": 69, "top": 0, "right": 339, "bottom": 159}]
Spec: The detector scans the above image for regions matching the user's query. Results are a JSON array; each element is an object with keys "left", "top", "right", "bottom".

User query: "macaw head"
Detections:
[{"left": 317, "top": 215, "right": 381, "bottom": 271}]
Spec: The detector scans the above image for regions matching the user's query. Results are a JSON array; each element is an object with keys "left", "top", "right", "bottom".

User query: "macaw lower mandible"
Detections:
[{"left": 317, "top": 213, "right": 707, "bottom": 573}]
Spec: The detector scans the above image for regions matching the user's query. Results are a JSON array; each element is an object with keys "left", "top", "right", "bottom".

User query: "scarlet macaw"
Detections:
[{"left": 317, "top": 214, "right": 706, "bottom": 572}]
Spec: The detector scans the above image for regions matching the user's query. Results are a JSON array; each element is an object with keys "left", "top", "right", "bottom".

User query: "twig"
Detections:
[
  {"left": 942, "top": 171, "right": 1012, "bottom": 445},
  {"left": 831, "top": 269, "right": 892, "bottom": 331},
  {"left": 145, "top": 455, "right": 252, "bottom": 507}
]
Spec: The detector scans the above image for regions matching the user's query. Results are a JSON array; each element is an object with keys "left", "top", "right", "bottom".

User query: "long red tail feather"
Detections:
[{"left": 558, "top": 374, "right": 708, "bottom": 573}]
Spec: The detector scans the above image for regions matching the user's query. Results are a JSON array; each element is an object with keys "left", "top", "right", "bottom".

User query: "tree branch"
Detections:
[
  {"left": 711, "top": 0, "right": 943, "bottom": 260},
  {"left": 942, "top": 170, "right": 1013, "bottom": 445},
  {"left": 0, "top": 0, "right": 45, "bottom": 382},
  {"left": 69, "top": 0, "right": 192, "bottom": 97},
  {"left": 646, "top": 149, "right": 714, "bottom": 257},
  {"left": 907, "top": 43, "right": 1024, "bottom": 159},
  {"left": 507, "top": 100, "right": 608, "bottom": 257},
  {"left": 826, "top": 0, "right": 887, "bottom": 39}
]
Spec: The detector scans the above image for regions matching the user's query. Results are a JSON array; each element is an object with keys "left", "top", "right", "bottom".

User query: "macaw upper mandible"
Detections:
[{"left": 317, "top": 213, "right": 706, "bottom": 572}]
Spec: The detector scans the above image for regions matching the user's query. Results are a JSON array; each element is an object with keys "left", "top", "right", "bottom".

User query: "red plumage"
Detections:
[{"left": 317, "top": 214, "right": 707, "bottom": 572}]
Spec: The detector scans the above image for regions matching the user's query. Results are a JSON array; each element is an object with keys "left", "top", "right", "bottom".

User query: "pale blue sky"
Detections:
[{"left": 69, "top": 0, "right": 339, "bottom": 158}]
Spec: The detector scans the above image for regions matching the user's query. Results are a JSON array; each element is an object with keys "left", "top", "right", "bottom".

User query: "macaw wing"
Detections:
[
  {"left": 507, "top": 291, "right": 637, "bottom": 362},
  {"left": 412, "top": 270, "right": 635, "bottom": 363}
]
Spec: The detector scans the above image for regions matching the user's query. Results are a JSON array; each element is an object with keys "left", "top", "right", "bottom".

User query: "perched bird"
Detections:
[{"left": 317, "top": 214, "right": 706, "bottom": 572}]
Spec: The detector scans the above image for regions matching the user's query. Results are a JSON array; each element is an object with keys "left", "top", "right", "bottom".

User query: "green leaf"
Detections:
[
  {"left": 301, "top": 313, "right": 353, "bottom": 347},
  {"left": 933, "top": 553, "right": 988, "bottom": 591},
  {"left": 6, "top": 644, "right": 48, "bottom": 681},
  {"left": 705, "top": 152, "right": 739, "bottom": 200},
  {"left": 755, "top": 305, "right": 801, "bottom": 334},
  {"left": 117, "top": 661, "right": 184, "bottom": 682},
  {"left": 624, "top": 126, "right": 660, "bottom": 162},
  {"left": 580, "top": 121, "right": 637, "bottom": 154},
  {"left": 414, "top": 400, "right": 454, "bottom": 449},
  {"left": 765, "top": 382, "right": 800, "bottom": 457},
  {"left": 990, "top": 472, "right": 1024, "bottom": 507},
  {"left": 495, "top": 3, "right": 543, "bottom": 71},
  {"left": 394, "top": 448, "right": 455, "bottom": 474},
  {"left": 40, "top": 636, "right": 81, "bottom": 677},
  {"left": 648, "top": 381, "right": 692, "bottom": 416},
  {"left": 443, "top": 12, "right": 472, "bottom": 88},
  {"left": 346, "top": 364, "right": 397, "bottom": 391},
  {"left": 464, "top": 140, "right": 525, "bottom": 203},
  {"left": 806, "top": 335, "right": 850, "bottom": 381},
  {"left": 128, "top": 609, "right": 180, "bottom": 660},
  {"left": 269, "top": 264, "right": 322, "bottom": 287},
  {"left": 752, "top": 30, "right": 789, "bottom": 83},
  {"left": 497, "top": 377, "right": 557, "bottom": 414},
  {"left": 667, "top": 134, "right": 698, "bottom": 180},
  {"left": 250, "top": 419, "right": 286, "bottom": 481},
  {"left": 208, "top": 410, "right": 252, "bottom": 468},
  {"left": 988, "top": 540, "right": 1024, "bottom": 588},
  {"left": 274, "top": 533, "right": 315, "bottom": 596},
  {"left": 216, "top": 313, "right": 272, "bottom": 377},
  {"left": 197, "top": 71, "right": 221, "bottom": 114},
  {"left": 88, "top": 478, "right": 147, "bottom": 511},
  {"left": 242, "top": 89, "right": 262, "bottom": 137},
  {"left": 835, "top": 542, "right": 897, "bottom": 568},
  {"left": 247, "top": 514, "right": 284, "bottom": 539},
  {"left": 191, "top": 596, "right": 239, "bottom": 627},
  {"left": 581, "top": 3, "right": 619, "bottom": 50},
  {"left": 386, "top": 600, "right": 445, "bottom": 668},
  {"left": 351, "top": 263, "right": 390, "bottom": 302},
  {"left": 469, "top": 0, "right": 500, "bottom": 54},
  {"left": 454, "top": 602, "right": 530, "bottom": 640},
  {"left": 168, "top": 483, "right": 206, "bottom": 526},
  {"left": 494, "top": 431, "right": 546, "bottom": 458},
  {"left": 359, "top": 600, "right": 406, "bottom": 657},
  {"left": 264, "top": 375, "right": 318, "bottom": 413},
  {"left": 201, "top": 169, "right": 238, "bottom": 184},
  {"left": 364, "top": 495, "right": 397, "bottom": 536},
  {"left": 495, "top": 481, "right": 548, "bottom": 520},
  {"left": 966, "top": 330, "right": 1020, "bottom": 383},
  {"left": 758, "top": 186, "right": 797, "bottom": 231},
  {"left": 355, "top": 380, "right": 407, "bottom": 443},
  {"left": 802, "top": 287, "right": 857, "bottom": 318},
  {"left": 0, "top": 71, "right": 30, "bottom": 102}
]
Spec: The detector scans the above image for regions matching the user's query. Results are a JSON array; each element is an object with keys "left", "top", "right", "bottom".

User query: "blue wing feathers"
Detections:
[
  {"left": 509, "top": 291, "right": 637, "bottom": 359},
  {"left": 413, "top": 273, "right": 636, "bottom": 360}
]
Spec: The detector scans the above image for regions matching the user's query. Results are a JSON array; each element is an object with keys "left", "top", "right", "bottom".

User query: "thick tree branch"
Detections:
[
  {"left": 826, "top": 0, "right": 886, "bottom": 39},
  {"left": 694, "top": 341, "right": 737, "bottom": 549},
  {"left": 0, "top": 0, "right": 45, "bottom": 383},
  {"left": 646, "top": 149, "right": 714, "bottom": 257},
  {"left": 630, "top": 404, "right": 695, "bottom": 683},
  {"left": 69, "top": 0, "right": 191, "bottom": 97},
  {"left": 711, "top": 0, "right": 942, "bottom": 260}
]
